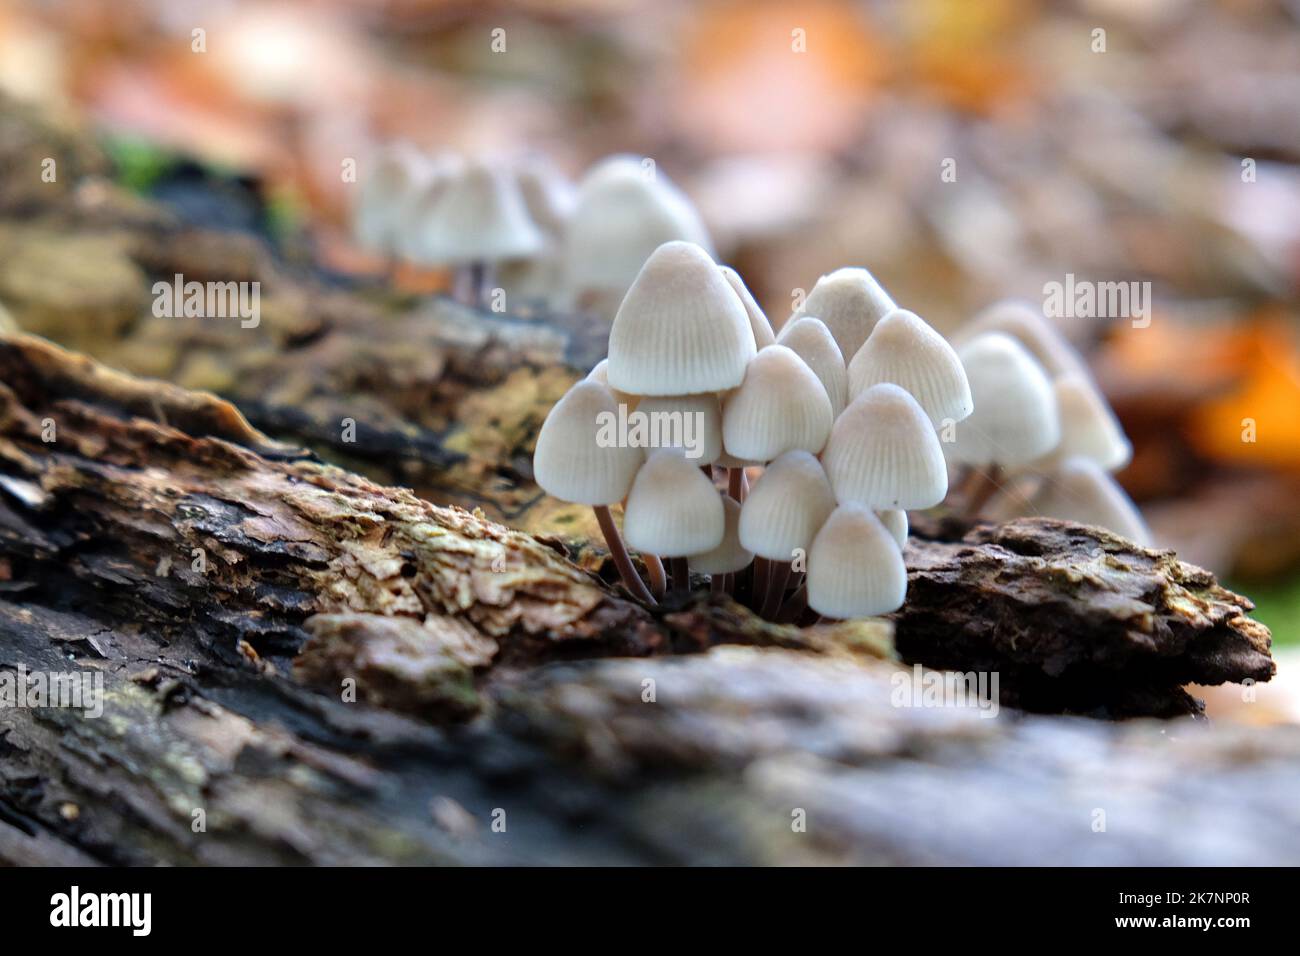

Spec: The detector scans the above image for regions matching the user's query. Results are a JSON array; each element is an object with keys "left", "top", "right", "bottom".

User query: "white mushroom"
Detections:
[
  {"left": 607, "top": 241, "right": 756, "bottom": 396},
  {"left": 848, "top": 308, "right": 973, "bottom": 426},
  {"left": 822, "top": 383, "right": 949, "bottom": 510}
]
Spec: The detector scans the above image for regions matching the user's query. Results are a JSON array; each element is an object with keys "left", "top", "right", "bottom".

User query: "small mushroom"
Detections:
[
  {"left": 789, "top": 267, "right": 896, "bottom": 364},
  {"left": 776, "top": 316, "right": 849, "bottom": 417},
  {"left": 806, "top": 504, "right": 907, "bottom": 620},
  {"left": 623, "top": 448, "right": 726, "bottom": 591},
  {"left": 739, "top": 450, "right": 836, "bottom": 616},
  {"left": 848, "top": 308, "right": 973, "bottom": 426},
  {"left": 688, "top": 496, "right": 753, "bottom": 580},
  {"left": 954, "top": 299, "right": 1088, "bottom": 379},
  {"left": 353, "top": 142, "right": 433, "bottom": 267},
  {"left": 822, "top": 383, "right": 948, "bottom": 510},
  {"left": 946, "top": 332, "right": 1061, "bottom": 471},
  {"left": 1016, "top": 456, "right": 1152, "bottom": 546},
  {"left": 561, "top": 156, "right": 713, "bottom": 316},
  {"left": 721, "top": 345, "right": 834, "bottom": 461},
  {"left": 533, "top": 380, "right": 651, "bottom": 602},
  {"left": 607, "top": 241, "right": 756, "bottom": 396},
  {"left": 719, "top": 265, "right": 776, "bottom": 349},
  {"left": 877, "top": 509, "right": 909, "bottom": 548},
  {"left": 409, "top": 160, "right": 545, "bottom": 308},
  {"left": 515, "top": 156, "right": 575, "bottom": 237},
  {"left": 1039, "top": 373, "right": 1132, "bottom": 472}
]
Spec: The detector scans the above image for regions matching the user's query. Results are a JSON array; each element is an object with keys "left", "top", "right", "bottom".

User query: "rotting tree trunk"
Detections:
[{"left": 0, "top": 333, "right": 1289, "bottom": 866}]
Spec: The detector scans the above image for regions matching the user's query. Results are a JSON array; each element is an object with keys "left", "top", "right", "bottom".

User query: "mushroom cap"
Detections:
[
  {"left": 410, "top": 161, "right": 545, "bottom": 266},
  {"left": 776, "top": 316, "right": 849, "bottom": 417},
  {"left": 848, "top": 308, "right": 973, "bottom": 425},
  {"left": 946, "top": 332, "right": 1061, "bottom": 468},
  {"left": 533, "top": 380, "right": 644, "bottom": 505},
  {"left": 806, "top": 505, "right": 907, "bottom": 619},
  {"left": 585, "top": 359, "right": 638, "bottom": 409},
  {"left": 877, "top": 509, "right": 909, "bottom": 548},
  {"left": 721, "top": 345, "right": 834, "bottom": 461},
  {"left": 738, "top": 450, "right": 836, "bottom": 561},
  {"left": 393, "top": 158, "right": 462, "bottom": 261},
  {"left": 607, "top": 241, "right": 757, "bottom": 396},
  {"left": 1042, "top": 373, "right": 1132, "bottom": 472},
  {"left": 1022, "top": 456, "right": 1151, "bottom": 545},
  {"left": 955, "top": 300, "right": 1088, "bottom": 379},
  {"left": 719, "top": 265, "right": 776, "bottom": 350},
  {"left": 633, "top": 393, "right": 723, "bottom": 464},
  {"left": 515, "top": 157, "right": 575, "bottom": 236},
  {"left": 623, "top": 448, "right": 726, "bottom": 557},
  {"left": 822, "top": 383, "right": 949, "bottom": 510},
  {"left": 688, "top": 496, "right": 753, "bottom": 574},
  {"left": 561, "top": 157, "right": 714, "bottom": 298},
  {"left": 354, "top": 143, "right": 435, "bottom": 254},
  {"left": 789, "top": 267, "right": 896, "bottom": 363}
]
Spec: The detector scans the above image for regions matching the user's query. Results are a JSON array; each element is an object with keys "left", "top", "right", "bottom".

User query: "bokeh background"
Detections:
[{"left": 1, "top": 0, "right": 1298, "bottom": 718}]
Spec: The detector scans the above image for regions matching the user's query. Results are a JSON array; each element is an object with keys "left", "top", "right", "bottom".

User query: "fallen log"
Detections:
[{"left": 0, "top": 333, "right": 1287, "bottom": 866}]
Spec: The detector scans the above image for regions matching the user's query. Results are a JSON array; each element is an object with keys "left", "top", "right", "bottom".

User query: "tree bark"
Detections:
[{"left": 0, "top": 333, "right": 1286, "bottom": 866}]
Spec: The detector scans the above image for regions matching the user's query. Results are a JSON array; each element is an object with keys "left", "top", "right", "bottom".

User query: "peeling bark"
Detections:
[{"left": 897, "top": 518, "right": 1275, "bottom": 717}]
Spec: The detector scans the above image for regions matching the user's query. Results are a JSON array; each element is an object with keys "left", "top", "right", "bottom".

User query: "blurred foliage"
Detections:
[
  {"left": 1236, "top": 576, "right": 1300, "bottom": 647},
  {"left": 103, "top": 134, "right": 178, "bottom": 193}
]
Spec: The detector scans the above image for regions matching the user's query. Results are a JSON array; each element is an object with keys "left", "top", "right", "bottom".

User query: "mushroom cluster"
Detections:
[
  {"left": 534, "top": 241, "right": 972, "bottom": 621},
  {"left": 353, "top": 148, "right": 711, "bottom": 316},
  {"left": 353, "top": 147, "right": 562, "bottom": 307},
  {"left": 947, "top": 300, "right": 1149, "bottom": 545}
]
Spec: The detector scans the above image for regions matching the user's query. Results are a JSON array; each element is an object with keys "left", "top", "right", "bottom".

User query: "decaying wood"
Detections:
[
  {"left": 897, "top": 517, "right": 1275, "bottom": 718},
  {"left": 0, "top": 332, "right": 1289, "bottom": 866}
]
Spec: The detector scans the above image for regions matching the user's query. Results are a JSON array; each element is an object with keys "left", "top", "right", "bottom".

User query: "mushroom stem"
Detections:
[
  {"left": 670, "top": 557, "right": 691, "bottom": 594},
  {"left": 775, "top": 584, "right": 807, "bottom": 623},
  {"left": 467, "top": 260, "right": 490, "bottom": 308},
  {"left": 643, "top": 553, "right": 667, "bottom": 600},
  {"left": 949, "top": 465, "right": 975, "bottom": 504},
  {"left": 751, "top": 555, "right": 771, "bottom": 611},
  {"left": 759, "top": 561, "right": 792, "bottom": 619},
  {"left": 727, "top": 467, "right": 749, "bottom": 503},
  {"left": 962, "top": 465, "right": 1005, "bottom": 519},
  {"left": 593, "top": 505, "right": 655, "bottom": 605}
]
